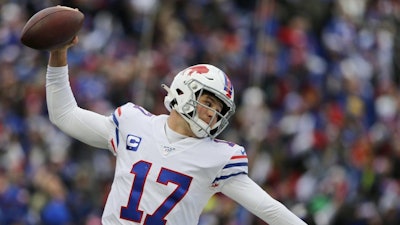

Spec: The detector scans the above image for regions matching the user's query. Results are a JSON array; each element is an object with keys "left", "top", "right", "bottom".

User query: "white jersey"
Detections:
[{"left": 103, "top": 103, "right": 248, "bottom": 225}]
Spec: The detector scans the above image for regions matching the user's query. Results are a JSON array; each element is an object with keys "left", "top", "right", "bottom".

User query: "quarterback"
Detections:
[{"left": 45, "top": 37, "right": 307, "bottom": 225}]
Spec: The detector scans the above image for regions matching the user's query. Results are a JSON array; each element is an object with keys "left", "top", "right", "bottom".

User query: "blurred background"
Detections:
[{"left": 1, "top": 0, "right": 400, "bottom": 224}]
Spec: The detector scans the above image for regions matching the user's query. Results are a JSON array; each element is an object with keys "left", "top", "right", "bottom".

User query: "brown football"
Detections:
[{"left": 20, "top": 6, "right": 84, "bottom": 50}]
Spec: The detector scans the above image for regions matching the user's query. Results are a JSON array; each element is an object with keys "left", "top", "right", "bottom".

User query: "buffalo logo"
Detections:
[
  {"left": 187, "top": 65, "right": 209, "bottom": 75},
  {"left": 186, "top": 65, "right": 233, "bottom": 98}
]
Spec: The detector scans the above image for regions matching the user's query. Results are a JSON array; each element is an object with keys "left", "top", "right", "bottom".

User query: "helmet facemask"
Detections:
[
  {"left": 178, "top": 81, "right": 234, "bottom": 138},
  {"left": 163, "top": 65, "right": 235, "bottom": 139}
]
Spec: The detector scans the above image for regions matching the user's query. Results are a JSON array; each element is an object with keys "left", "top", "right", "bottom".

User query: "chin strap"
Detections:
[{"left": 189, "top": 114, "right": 211, "bottom": 138}]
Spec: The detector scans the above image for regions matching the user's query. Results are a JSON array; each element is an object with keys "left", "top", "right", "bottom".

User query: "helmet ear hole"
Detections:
[
  {"left": 176, "top": 89, "right": 184, "bottom": 95},
  {"left": 170, "top": 99, "right": 177, "bottom": 109}
]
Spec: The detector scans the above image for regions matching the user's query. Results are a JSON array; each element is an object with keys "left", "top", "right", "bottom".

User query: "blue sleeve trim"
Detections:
[
  {"left": 223, "top": 162, "right": 248, "bottom": 169},
  {"left": 115, "top": 128, "right": 119, "bottom": 146},
  {"left": 112, "top": 113, "right": 119, "bottom": 127},
  {"left": 212, "top": 171, "right": 248, "bottom": 183}
]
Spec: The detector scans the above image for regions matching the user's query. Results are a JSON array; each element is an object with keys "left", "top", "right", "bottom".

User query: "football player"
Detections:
[{"left": 45, "top": 37, "right": 307, "bottom": 225}]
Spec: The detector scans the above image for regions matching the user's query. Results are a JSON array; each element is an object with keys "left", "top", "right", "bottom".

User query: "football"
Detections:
[{"left": 20, "top": 6, "right": 84, "bottom": 50}]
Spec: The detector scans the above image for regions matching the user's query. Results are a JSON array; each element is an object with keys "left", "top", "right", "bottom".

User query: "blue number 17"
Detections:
[{"left": 120, "top": 161, "right": 193, "bottom": 225}]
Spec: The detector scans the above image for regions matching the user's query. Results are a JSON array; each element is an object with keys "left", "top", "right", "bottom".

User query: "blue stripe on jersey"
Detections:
[
  {"left": 223, "top": 162, "right": 248, "bottom": 169},
  {"left": 112, "top": 113, "right": 119, "bottom": 127},
  {"left": 115, "top": 128, "right": 119, "bottom": 146},
  {"left": 213, "top": 171, "right": 248, "bottom": 183},
  {"left": 112, "top": 113, "right": 120, "bottom": 146}
]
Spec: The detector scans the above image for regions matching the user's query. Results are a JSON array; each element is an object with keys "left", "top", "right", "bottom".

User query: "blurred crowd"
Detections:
[{"left": 1, "top": 0, "right": 400, "bottom": 224}]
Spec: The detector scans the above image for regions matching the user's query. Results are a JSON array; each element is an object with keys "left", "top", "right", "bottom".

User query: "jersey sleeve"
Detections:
[
  {"left": 211, "top": 144, "right": 248, "bottom": 189},
  {"left": 108, "top": 102, "right": 154, "bottom": 154},
  {"left": 46, "top": 65, "right": 114, "bottom": 150},
  {"left": 221, "top": 176, "right": 308, "bottom": 225},
  {"left": 108, "top": 104, "right": 125, "bottom": 155}
]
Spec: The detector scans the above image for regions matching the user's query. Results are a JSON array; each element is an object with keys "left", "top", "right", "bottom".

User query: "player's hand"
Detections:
[
  {"left": 50, "top": 36, "right": 79, "bottom": 53},
  {"left": 48, "top": 36, "right": 79, "bottom": 67}
]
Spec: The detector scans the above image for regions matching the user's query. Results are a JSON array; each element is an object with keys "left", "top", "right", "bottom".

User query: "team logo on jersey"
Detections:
[{"left": 126, "top": 134, "right": 142, "bottom": 151}]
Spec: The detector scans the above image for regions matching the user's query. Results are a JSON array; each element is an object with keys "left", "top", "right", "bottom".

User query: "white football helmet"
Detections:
[{"left": 163, "top": 64, "right": 236, "bottom": 139}]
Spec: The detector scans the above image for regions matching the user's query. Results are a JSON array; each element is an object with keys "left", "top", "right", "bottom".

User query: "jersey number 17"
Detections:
[{"left": 120, "top": 160, "right": 193, "bottom": 225}]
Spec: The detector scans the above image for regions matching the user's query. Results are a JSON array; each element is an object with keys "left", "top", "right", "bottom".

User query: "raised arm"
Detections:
[{"left": 46, "top": 37, "right": 113, "bottom": 149}]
